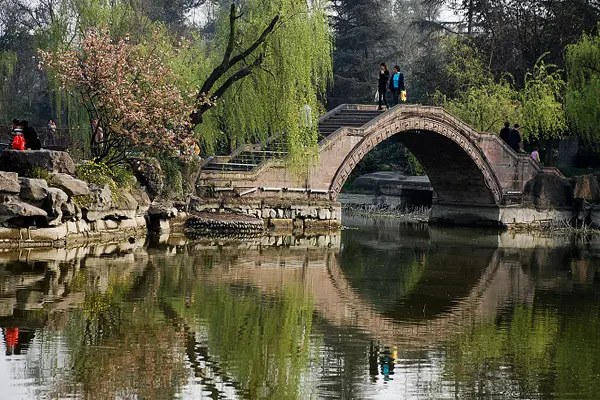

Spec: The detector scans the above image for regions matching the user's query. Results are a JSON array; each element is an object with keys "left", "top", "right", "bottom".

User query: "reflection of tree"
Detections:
[
  {"left": 42, "top": 257, "right": 189, "bottom": 400},
  {"left": 161, "top": 256, "right": 315, "bottom": 400},
  {"left": 442, "top": 304, "right": 593, "bottom": 398}
]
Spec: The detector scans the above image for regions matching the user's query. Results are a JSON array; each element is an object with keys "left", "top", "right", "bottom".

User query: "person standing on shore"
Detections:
[
  {"left": 378, "top": 63, "right": 390, "bottom": 110},
  {"left": 388, "top": 66, "right": 405, "bottom": 106}
]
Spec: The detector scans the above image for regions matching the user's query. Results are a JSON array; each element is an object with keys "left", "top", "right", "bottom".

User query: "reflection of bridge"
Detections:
[
  {"left": 197, "top": 241, "right": 534, "bottom": 346},
  {"left": 198, "top": 105, "right": 563, "bottom": 225}
]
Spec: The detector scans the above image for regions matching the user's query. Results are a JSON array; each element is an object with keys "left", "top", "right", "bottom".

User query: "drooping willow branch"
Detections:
[{"left": 190, "top": 4, "right": 280, "bottom": 127}]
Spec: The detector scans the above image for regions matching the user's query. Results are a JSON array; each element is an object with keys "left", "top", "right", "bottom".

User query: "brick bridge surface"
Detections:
[{"left": 198, "top": 105, "right": 561, "bottom": 223}]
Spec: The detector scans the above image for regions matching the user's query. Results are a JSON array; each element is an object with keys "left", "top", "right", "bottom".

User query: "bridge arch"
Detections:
[{"left": 329, "top": 110, "right": 504, "bottom": 205}]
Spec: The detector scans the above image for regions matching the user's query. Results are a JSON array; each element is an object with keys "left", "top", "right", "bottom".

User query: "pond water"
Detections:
[{"left": 1, "top": 217, "right": 600, "bottom": 399}]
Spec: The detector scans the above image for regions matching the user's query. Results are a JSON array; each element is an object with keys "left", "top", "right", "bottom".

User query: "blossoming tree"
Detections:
[{"left": 39, "top": 29, "right": 199, "bottom": 165}]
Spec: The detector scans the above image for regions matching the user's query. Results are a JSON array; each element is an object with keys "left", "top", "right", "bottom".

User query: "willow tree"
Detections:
[
  {"left": 436, "top": 38, "right": 520, "bottom": 133},
  {"left": 566, "top": 29, "right": 600, "bottom": 150},
  {"left": 519, "top": 56, "right": 566, "bottom": 164},
  {"left": 198, "top": 0, "right": 333, "bottom": 166}
]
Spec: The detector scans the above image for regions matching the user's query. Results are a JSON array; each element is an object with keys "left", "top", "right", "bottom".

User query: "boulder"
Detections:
[
  {"left": 524, "top": 173, "right": 573, "bottom": 209},
  {"left": 0, "top": 150, "right": 76, "bottom": 175},
  {"left": 43, "top": 188, "right": 68, "bottom": 226},
  {"left": 61, "top": 201, "right": 77, "bottom": 220},
  {"left": 130, "top": 187, "right": 151, "bottom": 215},
  {"left": 148, "top": 202, "right": 178, "bottom": 219},
  {"left": 110, "top": 192, "right": 138, "bottom": 219},
  {"left": 129, "top": 157, "right": 163, "bottom": 200},
  {"left": 571, "top": 174, "right": 600, "bottom": 203},
  {"left": 350, "top": 171, "right": 406, "bottom": 194},
  {"left": 83, "top": 184, "right": 113, "bottom": 221},
  {"left": 0, "top": 201, "right": 48, "bottom": 226},
  {"left": 50, "top": 173, "right": 90, "bottom": 197},
  {"left": 0, "top": 172, "right": 20, "bottom": 194},
  {"left": 19, "top": 178, "right": 49, "bottom": 201}
]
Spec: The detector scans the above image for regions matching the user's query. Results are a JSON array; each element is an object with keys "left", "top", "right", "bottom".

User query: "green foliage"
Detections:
[
  {"left": 76, "top": 160, "right": 136, "bottom": 201},
  {"left": 436, "top": 38, "right": 521, "bottom": 133},
  {"left": 24, "top": 166, "right": 51, "bottom": 181},
  {"left": 200, "top": 0, "right": 333, "bottom": 168},
  {"left": 566, "top": 28, "right": 600, "bottom": 149},
  {"left": 157, "top": 155, "right": 184, "bottom": 200},
  {"left": 444, "top": 305, "right": 560, "bottom": 396},
  {"left": 520, "top": 55, "right": 567, "bottom": 142},
  {"left": 405, "top": 150, "right": 425, "bottom": 176}
]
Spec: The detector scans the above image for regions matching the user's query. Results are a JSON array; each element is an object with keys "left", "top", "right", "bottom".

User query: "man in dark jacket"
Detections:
[
  {"left": 378, "top": 63, "right": 390, "bottom": 110},
  {"left": 509, "top": 124, "right": 521, "bottom": 152},
  {"left": 499, "top": 121, "right": 511, "bottom": 146},
  {"left": 21, "top": 121, "right": 42, "bottom": 150}
]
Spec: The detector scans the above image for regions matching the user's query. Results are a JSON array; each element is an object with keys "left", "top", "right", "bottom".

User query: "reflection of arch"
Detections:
[
  {"left": 330, "top": 110, "right": 504, "bottom": 205},
  {"left": 202, "top": 246, "right": 534, "bottom": 346}
]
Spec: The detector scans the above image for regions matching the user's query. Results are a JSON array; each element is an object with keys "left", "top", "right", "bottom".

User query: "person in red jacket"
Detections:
[{"left": 11, "top": 121, "right": 25, "bottom": 150}]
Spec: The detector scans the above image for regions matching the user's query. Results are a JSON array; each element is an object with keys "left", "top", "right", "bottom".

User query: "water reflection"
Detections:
[{"left": 0, "top": 224, "right": 599, "bottom": 399}]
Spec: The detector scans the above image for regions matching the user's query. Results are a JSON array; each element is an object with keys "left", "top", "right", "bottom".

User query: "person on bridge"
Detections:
[
  {"left": 531, "top": 147, "right": 541, "bottom": 163},
  {"left": 499, "top": 121, "right": 511, "bottom": 146},
  {"left": 378, "top": 63, "right": 390, "bottom": 110},
  {"left": 389, "top": 66, "right": 405, "bottom": 106},
  {"left": 509, "top": 124, "right": 522, "bottom": 152}
]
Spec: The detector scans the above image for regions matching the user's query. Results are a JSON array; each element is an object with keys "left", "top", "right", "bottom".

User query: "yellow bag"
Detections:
[{"left": 401, "top": 90, "right": 407, "bottom": 102}]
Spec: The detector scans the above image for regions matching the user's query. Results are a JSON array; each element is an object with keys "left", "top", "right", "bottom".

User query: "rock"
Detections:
[
  {"left": 113, "top": 191, "right": 138, "bottom": 212},
  {"left": 50, "top": 173, "right": 90, "bottom": 197},
  {"left": 130, "top": 188, "right": 151, "bottom": 214},
  {"left": 0, "top": 172, "right": 20, "bottom": 194},
  {"left": 571, "top": 174, "right": 600, "bottom": 203},
  {"left": 19, "top": 178, "right": 49, "bottom": 201},
  {"left": 61, "top": 201, "right": 77, "bottom": 220},
  {"left": 0, "top": 201, "right": 48, "bottom": 226},
  {"left": 43, "top": 188, "right": 68, "bottom": 226},
  {"left": 148, "top": 202, "right": 178, "bottom": 219},
  {"left": 82, "top": 184, "right": 113, "bottom": 222},
  {"left": 0, "top": 150, "right": 76, "bottom": 175},
  {"left": 350, "top": 171, "right": 406, "bottom": 193},
  {"left": 524, "top": 173, "right": 573, "bottom": 209},
  {"left": 129, "top": 157, "right": 163, "bottom": 200}
]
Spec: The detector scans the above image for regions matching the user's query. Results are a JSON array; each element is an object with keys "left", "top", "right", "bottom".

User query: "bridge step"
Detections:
[{"left": 201, "top": 108, "right": 384, "bottom": 172}]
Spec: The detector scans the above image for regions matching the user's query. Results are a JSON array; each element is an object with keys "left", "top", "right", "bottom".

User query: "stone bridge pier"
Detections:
[{"left": 198, "top": 105, "right": 567, "bottom": 227}]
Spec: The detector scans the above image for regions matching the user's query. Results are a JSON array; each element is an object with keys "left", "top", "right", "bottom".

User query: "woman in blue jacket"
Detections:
[{"left": 388, "top": 66, "right": 405, "bottom": 106}]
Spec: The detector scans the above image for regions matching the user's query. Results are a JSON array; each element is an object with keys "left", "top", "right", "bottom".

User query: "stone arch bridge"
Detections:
[{"left": 198, "top": 105, "right": 562, "bottom": 225}]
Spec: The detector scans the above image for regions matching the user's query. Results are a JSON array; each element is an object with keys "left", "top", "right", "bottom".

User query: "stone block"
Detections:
[
  {"left": 76, "top": 220, "right": 89, "bottom": 233},
  {"left": 158, "top": 219, "right": 170, "bottom": 233},
  {"left": 28, "top": 225, "right": 68, "bottom": 241},
  {"left": 524, "top": 173, "right": 572, "bottom": 209},
  {"left": 0, "top": 150, "right": 76, "bottom": 175},
  {"left": 0, "top": 172, "right": 20, "bottom": 194},
  {"left": 118, "top": 218, "right": 138, "bottom": 230},
  {"left": 317, "top": 209, "right": 331, "bottom": 220},
  {"left": 571, "top": 175, "right": 600, "bottom": 203},
  {"left": 66, "top": 221, "right": 78, "bottom": 235},
  {"left": 104, "top": 220, "right": 118, "bottom": 230},
  {"left": 0, "top": 201, "right": 47, "bottom": 224},
  {"left": 94, "top": 220, "right": 106, "bottom": 231},
  {"left": 43, "top": 187, "right": 68, "bottom": 226},
  {"left": 19, "top": 178, "right": 49, "bottom": 201},
  {"left": 148, "top": 202, "right": 178, "bottom": 219},
  {"left": 50, "top": 173, "right": 90, "bottom": 197}
]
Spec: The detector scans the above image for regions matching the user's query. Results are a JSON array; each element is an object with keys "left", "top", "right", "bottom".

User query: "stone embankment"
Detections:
[
  {"left": 0, "top": 150, "right": 148, "bottom": 247},
  {"left": 185, "top": 197, "right": 342, "bottom": 235}
]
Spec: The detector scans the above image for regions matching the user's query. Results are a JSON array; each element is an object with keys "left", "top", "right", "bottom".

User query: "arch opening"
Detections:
[{"left": 332, "top": 128, "right": 500, "bottom": 206}]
